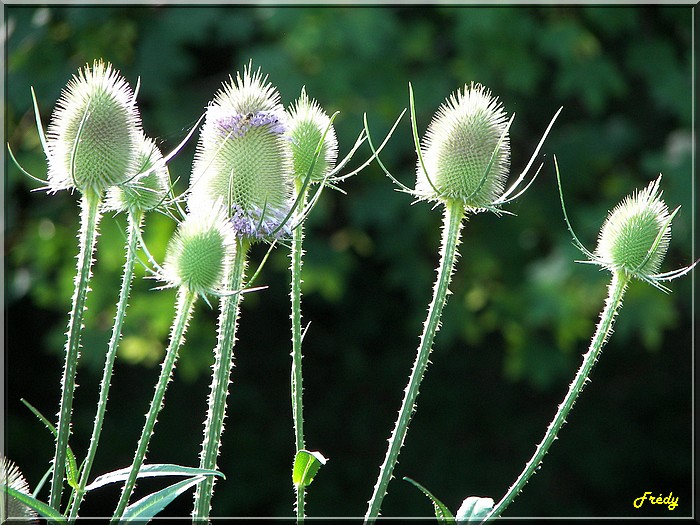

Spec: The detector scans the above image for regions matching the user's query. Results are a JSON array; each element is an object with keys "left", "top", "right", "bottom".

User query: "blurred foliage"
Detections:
[{"left": 5, "top": 5, "right": 694, "bottom": 519}]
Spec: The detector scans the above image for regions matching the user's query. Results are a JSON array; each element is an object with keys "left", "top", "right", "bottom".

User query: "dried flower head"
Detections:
[
  {"left": 287, "top": 87, "right": 338, "bottom": 184},
  {"left": 187, "top": 63, "right": 293, "bottom": 241},
  {"left": 46, "top": 59, "right": 142, "bottom": 196},
  {"left": 162, "top": 201, "right": 236, "bottom": 297},
  {"left": 105, "top": 134, "right": 170, "bottom": 214},
  {"left": 416, "top": 82, "right": 510, "bottom": 210},
  {"left": 1, "top": 457, "right": 38, "bottom": 521}
]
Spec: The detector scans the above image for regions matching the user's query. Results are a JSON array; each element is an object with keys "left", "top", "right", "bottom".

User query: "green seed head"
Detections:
[
  {"left": 187, "top": 63, "right": 293, "bottom": 241},
  {"left": 416, "top": 83, "right": 510, "bottom": 209},
  {"left": 595, "top": 177, "right": 671, "bottom": 278},
  {"left": 287, "top": 87, "right": 338, "bottom": 184},
  {"left": 105, "top": 135, "right": 169, "bottom": 214},
  {"left": 46, "top": 60, "right": 142, "bottom": 196},
  {"left": 162, "top": 202, "right": 235, "bottom": 296}
]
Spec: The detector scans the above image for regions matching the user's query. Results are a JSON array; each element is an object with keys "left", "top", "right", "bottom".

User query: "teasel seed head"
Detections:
[
  {"left": 595, "top": 176, "right": 672, "bottom": 279},
  {"left": 416, "top": 82, "right": 510, "bottom": 210},
  {"left": 187, "top": 63, "right": 294, "bottom": 241},
  {"left": 46, "top": 59, "right": 142, "bottom": 196},
  {"left": 1, "top": 457, "right": 38, "bottom": 521},
  {"left": 287, "top": 87, "right": 338, "bottom": 184},
  {"left": 162, "top": 201, "right": 236, "bottom": 297},
  {"left": 105, "top": 134, "right": 170, "bottom": 215}
]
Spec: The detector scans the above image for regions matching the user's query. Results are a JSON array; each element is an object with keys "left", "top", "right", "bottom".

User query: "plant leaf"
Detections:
[
  {"left": 455, "top": 496, "right": 494, "bottom": 523},
  {"left": 403, "top": 477, "right": 456, "bottom": 523},
  {"left": 1, "top": 485, "right": 65, "bottom": 520},
  {"left": 292, "top": 450, "right": 328, "bottom": 489},
  {"left": 85, "top": 464, "right": 223, "bottom": 492},
  {"left": 121, "top": 475, "right": 205, "bottom": 522}
]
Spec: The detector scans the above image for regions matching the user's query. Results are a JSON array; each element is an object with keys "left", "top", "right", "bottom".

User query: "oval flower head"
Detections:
[
  {"left": 287, "top": 87, "right": 338, "bottom": 185},
  {"left": 188, "top": 63, "right": 293, "bottom": 241},
  {"left": 161, "top": 201, "right": 236, "bottom": 298},
  {"left": 105, "top": 134, "right": 170, "bottom": 215},
  {"left": 416, "top": 82, "right": 511, "bottom": 211},
  {"left": 46, "top": 59, "right": 142, "bottom": 196}
]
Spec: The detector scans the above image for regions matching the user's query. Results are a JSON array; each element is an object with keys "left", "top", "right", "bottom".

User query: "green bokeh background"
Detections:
[{"left": 5, "top": 5, "right": 695, "bottom": 518}]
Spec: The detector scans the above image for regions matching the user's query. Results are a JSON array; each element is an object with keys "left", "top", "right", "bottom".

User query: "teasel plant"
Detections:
[
  {"left": 8, "top": 59, "right": 145, "bottom": 513},
  {"left": 285, "top": 88, "right": 403, "bottom": 520},
  {"left": 110, "top": 200, "right": 237, "bottom": 522},
  {"left": 477, "top": 163, "right": 698, "bottom": 522},
  {"left": 187, "top": 62, "right": 299, "bottom": 520},
  {"left": 67, "top": 134, "right": 172, "bottom": 520},
  {"left": 1, "top": 457, "right": 39, "bottom": 522},
  {"left": 363, "top": 82, "right": 561, "bottom": 522}
]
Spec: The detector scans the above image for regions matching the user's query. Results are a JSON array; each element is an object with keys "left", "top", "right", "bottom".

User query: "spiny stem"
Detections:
[
  {"left": 291, "top": 181, "right": 308, "bottom": 521},
  {"left": 193, "top": 238, "right": 250, "bottom": 520},
  {"left": 482, "top": 271, "right": 630, "bottom": 522},
  {"left": 69, "top": 211, "right": 143, "bottom": 521},
  {"left": 49, "top": 190, "right": 102, "bottom": 512},
  {"left": 365, "top": 199, "right": 465, "bottom": 523},
  {"left": 112, "top": 287, "right": 197, "bottom": 522}
]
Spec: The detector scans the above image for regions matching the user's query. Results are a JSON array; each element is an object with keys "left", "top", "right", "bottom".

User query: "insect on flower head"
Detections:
[{"left": 187, "top": 62, "right": 294, "bottom": 242}]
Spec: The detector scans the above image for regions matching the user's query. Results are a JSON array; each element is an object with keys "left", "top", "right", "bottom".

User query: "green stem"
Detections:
[
  {"left": 193, "top": 238, "right": 250, "bottom": 520},
  {"left": 291, "top": 182, "right": 308, "bottom": 521},
  {"left": 49, "top": 191, "right": 102, "bottom": 512},
  {"left": 112, "top": 287, "right": 197, "bottom": 522},
  {"left": 69, "top": 211, "right": 143, "bottom": 521},
  {"left": 365, "top": 200, "right": 465, "bottom": 523},
  {"left": 483, "top": 271, "right": 630, "bottom": 522}
]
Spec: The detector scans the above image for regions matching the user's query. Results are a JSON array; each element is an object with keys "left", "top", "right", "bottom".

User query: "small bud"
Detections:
[
  {"left": 105, "top": 135, "right": 169, "bottom": 214},
  {"left": 287, "top": 87, "right": 338, "bottom": 184},
  {"left": 46, "top": 59, "right": 142, "bottom": 196},
  {"left": 162, "top": 202, "right": 235, "bottom": 296},
  {"left": 595, "top": 176, "right": 671, "bottom": 279},
  {"left": 416, "top": 83, "right": 510, "bottom": 209},
  {"left": 188, "top": 63, "right": 293, "bottom": 241}
]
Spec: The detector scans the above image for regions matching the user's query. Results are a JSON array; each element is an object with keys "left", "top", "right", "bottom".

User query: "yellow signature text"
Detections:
[{"left": 633, "top": 492, "right": 678, "bottom": 511}]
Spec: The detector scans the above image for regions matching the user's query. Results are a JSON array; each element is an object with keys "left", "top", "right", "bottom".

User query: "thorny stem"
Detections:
[
  {"left": 49, "top": 190, "right": 102, "bottom": 512},
  {"left": 482, "top": 271, "right": 630, "bottom": 522},
  {"left": 365, "top": 199, "right": 465, "bottom": 523},
  {"left": 69, "top": 211, "right": 143, "bottom": 521},
  {"left": 291, "top": 180, "right": 308, "bottom": 521},
  {"left": 193, "top": 238, "right": 250, "bottom": 520},
  {"left": 112, "top": 287, "right": 197, "bottom": 522}
]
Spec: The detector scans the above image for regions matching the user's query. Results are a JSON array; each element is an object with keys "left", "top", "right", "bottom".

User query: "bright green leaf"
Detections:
[
  {"left": 292, "top": 450, "right": 328, "bottom": 488},
  {"left": 1, "top": 485, "right": 65, "bottom": 520},
  {"left": 122, "top": 475, "right": 205, "bottom": 522},
  {"left": 455, "top": 496, "right": 494, "bottom": 523},
  {"left": 403, "top": 476, "right": 456, "bottom": 523},
  {"left": 84, "top": 464, "right": 223, "bottom": 492}
]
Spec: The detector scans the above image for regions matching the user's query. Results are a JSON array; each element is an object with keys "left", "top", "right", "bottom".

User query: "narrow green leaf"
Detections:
[
  {"left": 403, "top": 477, "right": 456, "bottom": 523},
  {"left": 21, "top": 398, "right": 79, "bottom": 490},
  {"left": 455, "top": 496, "right": 494, "bottom": 523},
  {"left": 1, "top": 485, "right": 65, "bottom": 520},
  {"left": 85, "top": 464, "right": 223, "bottom": 492},
  {"left": 292, "top": 450, "right": 328, "bottom": 488},
  {"left": 122, "top": 476, "right": 205, "bottom": 522}
]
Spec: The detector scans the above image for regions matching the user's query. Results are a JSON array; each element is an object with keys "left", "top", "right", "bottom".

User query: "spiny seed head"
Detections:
[
  {"left": 46, "top": 59, "right": 142, "bottom": 196},
  {"left": 162, "top": 201, "right": 235, "bottom": 296},
  {"left": 595, "top": 177, "right": 671, "bottom": 278},
  {"left": 187, "top": 63, "right": 293, "bottom": 241},
  {"left": 1, "top": 457, "right": 38, "bottom": 520},
  {"left": 287, "top": 87, "right": 338, "bottom": 184},
  {"left": 105, "top": 135, "right": 169, "bottom": 214},
  {"left": 416, "top": 82, "right": 510, "bottom": 210}
]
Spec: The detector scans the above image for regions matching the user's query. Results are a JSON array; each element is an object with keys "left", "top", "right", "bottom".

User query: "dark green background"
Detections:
[{"left": 5, "top": 5, "right": 695, "bottom": 519}]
